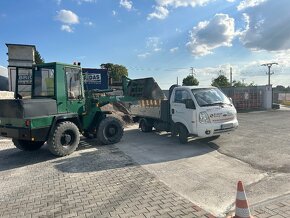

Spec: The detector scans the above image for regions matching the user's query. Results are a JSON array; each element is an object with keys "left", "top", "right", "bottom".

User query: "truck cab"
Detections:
[{"left": 170, "top": 86, "right": 238, "bottom": 140}]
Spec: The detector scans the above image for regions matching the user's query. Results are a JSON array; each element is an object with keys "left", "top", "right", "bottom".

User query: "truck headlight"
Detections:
[{"left": 199, "top": 112, "right": 211, "bottom": 124}]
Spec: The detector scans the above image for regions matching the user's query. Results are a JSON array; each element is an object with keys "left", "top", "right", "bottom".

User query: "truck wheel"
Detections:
[
  {"left": 140, "top": 119, "right": 153, "bottom": 132},
  {"left": 97, "top": 117, "right": 123, "bottom": 145},
  {"left": 12, "top": 139, "right": 44, "bottom": 151},
  {"left": 48, "top": 121, "right": 80, "bottom": 157},
  {"left": 171, "top": 124, "right": 178, "bottom": 137},
  {"left": 178, "top": 125, "right": 188, "bottom": 144}
]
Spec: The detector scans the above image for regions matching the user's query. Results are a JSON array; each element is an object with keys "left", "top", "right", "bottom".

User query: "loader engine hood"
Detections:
[{"left": 0, "top": 99, "right": 57, "bottom": 118}]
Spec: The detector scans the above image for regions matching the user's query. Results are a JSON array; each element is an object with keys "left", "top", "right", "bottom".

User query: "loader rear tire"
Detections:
[
  {"left": 48, "top": 121, "right": 80, "bottom": 157},
  {"left": 97, "top": 117, "right": 123, "bottom": 145},
  {"left": 12, "top": 139, "right": 44, "bottom": 151}
]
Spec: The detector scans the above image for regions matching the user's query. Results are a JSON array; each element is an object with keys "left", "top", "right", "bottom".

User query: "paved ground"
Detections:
[
  {"left": 116, "top": 110, "right": 290, "bottom": 217},
  {"left": 0, "top": 109, "right": 289, "bottom": 217},
  {"left": 0, "top": 138, "right": 213, "bottom": 218}
]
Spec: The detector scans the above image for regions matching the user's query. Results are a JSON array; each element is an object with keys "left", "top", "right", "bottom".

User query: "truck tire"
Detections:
[
  {"left": 140, "top": 119, "right": 153, "bottom": 132},
  {"left": 178, "top": 125, "right": 188, "bottom": 144},
  {"left": 97, "top": 117, "right": 123, "bottom": 145},
  {"left": 12, "top": 139, "right": 44, "bottom": 151},
  {"left": 48, "top": 121, "right": 80, "bottom": 157},
  {"left": 171, "top": 124, "right": 178, "bottom": 137}
]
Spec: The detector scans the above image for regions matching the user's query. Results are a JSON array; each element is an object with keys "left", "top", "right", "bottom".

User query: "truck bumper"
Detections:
[
  {"left": 0, "top": 126, "right": 50, "bottom": 141},
  {"left": 197, "top": 120, "right": 239, "bottom": 138}
]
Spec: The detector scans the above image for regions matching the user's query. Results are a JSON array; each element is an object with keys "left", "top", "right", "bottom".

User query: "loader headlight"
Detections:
[{"left": 199, "top": 112, "right": 211, "bottom": 124}]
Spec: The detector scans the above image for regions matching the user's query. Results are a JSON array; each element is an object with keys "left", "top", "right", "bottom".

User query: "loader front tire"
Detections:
[
  {"left": 97, "top": 117, "right": 123, "bottom": 145},
  {"left": 12, "top": 139, "right": 44, "bottom": 151},
  {"left": 48, "top": 121, "right": 80, "bottom": 157}
]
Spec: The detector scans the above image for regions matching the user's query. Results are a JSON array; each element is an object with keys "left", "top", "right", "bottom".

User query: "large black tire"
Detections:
[
  {"left": 178, "top": 124, "right": 188, "bottom": 144},
  {"left": 47, "top": 121, "right": 80, "bottom": 157},
  {"left": 12, "top": 139, "right": 44, "bottom": 151},
  {"left": 140, "top": 118, "right": 153, "bottom": 132},
  {"left": 171, "top": 124, "right": 178, "bottom": 137},
  {"left": 97, "top": 117, "right": 124, "bottom": 145}
]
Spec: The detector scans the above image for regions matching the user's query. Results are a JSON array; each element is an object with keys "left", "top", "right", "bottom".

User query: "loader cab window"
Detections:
[
  {"left": 65, "top": 68, "right": 82, "bottom": 99},
  {"left": 33, "top": 68, "right": 55, "bottom": 97}
]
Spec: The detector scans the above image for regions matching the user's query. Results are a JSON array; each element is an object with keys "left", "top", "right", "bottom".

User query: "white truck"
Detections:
[{"left": 126, "top": 79, "right": 238, "bottom": 143}]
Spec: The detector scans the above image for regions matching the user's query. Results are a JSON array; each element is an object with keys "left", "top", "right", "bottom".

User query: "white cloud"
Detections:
[
  {"left": 61, "top": 25, "right": 74, "bottom": 32},
  {"left": 147, "top": 6, "right": 169, "bottom": 20},
  {"left": 149, "top": 0, "right": 213, "bottom": 19},
  {"left": 170, "top": 47, "right": 179, "bottom": 53},
  {"left": 239, "top": 0, "right": 290, "bottom": 51},
  {"left": 120, "top": 0, "right": 133, "bottom": 11},
  {"left": 112, "top": 10, "right": 117, "bottom": 16},
  {"left": 76, "top": 0, "right": 95, "bottom": 4},
  {"left": 56, "top": 9, "right": 79, "bottom": 24},
  {"left": 237, "top": 0, "right": 267, "bottom": 11},
  {"left": 137, "top": 52, "right": 151, "bottom": 58},
  {"left": 156, "top": 0, "right": 212, "bottom": 8},
  {"left": 146, "top": 37, "right": 163, "bottom": 52},
  {"left": 176, "top": 28, "right": 182, "bottom": 33},
  {"left": 186, "top": 13, "right": 236, "bottom": 56},
  {"left": 84, "top": 21, "right": 94, "bottom": 26}
]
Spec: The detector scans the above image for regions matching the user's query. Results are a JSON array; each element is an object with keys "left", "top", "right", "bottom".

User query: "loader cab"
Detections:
[{"left": 31, "top": 62, "right": 85, "bottom": 114}]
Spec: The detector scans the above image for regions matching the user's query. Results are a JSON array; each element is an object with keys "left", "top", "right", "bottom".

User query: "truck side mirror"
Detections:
[{"left": 185, "top": 99, "right": 196, "bottom": 109}]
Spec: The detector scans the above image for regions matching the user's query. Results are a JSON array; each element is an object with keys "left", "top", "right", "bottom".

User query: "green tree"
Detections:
[
  {"left": 211, "top": 75, "right": 230, "bottom": 87},
  {"left": 182, "top": 75, "right": 199, "bottom": 86},
  {"left": 100, "top": 63, "right": 128, "bottom": 81},
  {"left": 232, "top": 80, "right": 247, "bottom": 87},
  {"left": 35, "top": 50, "right": 45, "bottom": 64}
]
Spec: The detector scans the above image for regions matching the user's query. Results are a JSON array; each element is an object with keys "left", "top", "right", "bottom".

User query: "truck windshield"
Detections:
[
  {"left": 33, "top": 68, "right": 55, "bottom": 97},
  {"left": 191, "top": 88, "right": 231, "bottom": 107}
]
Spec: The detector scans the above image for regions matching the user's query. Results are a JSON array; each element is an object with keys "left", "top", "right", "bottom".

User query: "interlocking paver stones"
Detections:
[
  {"left": 0, "top": 138, "right": 213, "bottom": 218},
  {"left": 251, "top": 195, "right": 290, "bottom": 218}
]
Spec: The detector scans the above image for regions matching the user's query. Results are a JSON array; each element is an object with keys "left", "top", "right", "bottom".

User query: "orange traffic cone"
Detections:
[{"left": 227, "top": 181, "right": 254, "bottom": 218}]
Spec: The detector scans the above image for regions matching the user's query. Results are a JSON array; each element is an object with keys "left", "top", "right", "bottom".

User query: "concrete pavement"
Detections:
[{"left": 116, "top": 110, "right": 290, "bottom": 217}]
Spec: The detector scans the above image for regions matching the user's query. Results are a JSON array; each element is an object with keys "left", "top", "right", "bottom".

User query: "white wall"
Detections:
[{"left": 263, "top": 85, "right": 273, "bottom": 109}]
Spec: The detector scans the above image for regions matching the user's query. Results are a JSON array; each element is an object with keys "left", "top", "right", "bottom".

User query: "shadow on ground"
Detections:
[
  {"left": 0, "top": 137, "right": 102, "bottom": 172},
  {"left": 0, "top": 128, "right": 219, "bottom": 173}
]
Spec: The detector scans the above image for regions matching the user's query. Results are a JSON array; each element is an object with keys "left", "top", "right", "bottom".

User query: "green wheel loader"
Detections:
[{"left": 0, "top": 62, "right": 134, "bottom": 156}]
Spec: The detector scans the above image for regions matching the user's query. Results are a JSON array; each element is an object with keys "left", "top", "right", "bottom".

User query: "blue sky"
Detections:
[{"left": 0, "top": 0, "right": 290, "bottom": 88}]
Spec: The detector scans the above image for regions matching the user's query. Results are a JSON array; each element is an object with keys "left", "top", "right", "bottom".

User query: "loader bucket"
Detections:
[{"left": 124, "top": 77, "right": 166, "bottom": 100}]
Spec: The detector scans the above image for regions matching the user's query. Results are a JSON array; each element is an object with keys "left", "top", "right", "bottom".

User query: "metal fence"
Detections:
[
  {"left": 273, "top": 91, "right": 290, "bottom": 106},
  {"left": 221, "top": 86, "right": 265, "bottom": 110}
]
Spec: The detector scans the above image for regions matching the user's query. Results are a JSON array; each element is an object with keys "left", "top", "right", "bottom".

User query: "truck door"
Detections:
[
  {"left": 65, "top": 67, "right": 85, "bottom": 114},
  {"left": 171, "top": 89, "right": 197, "bottom": 134}
]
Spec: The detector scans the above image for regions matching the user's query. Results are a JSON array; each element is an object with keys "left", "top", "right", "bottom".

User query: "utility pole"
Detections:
[
  {"left": 230, "top": 67, "right": 233, "bottom": 86},
  {"left": 190, "top": 67, "right": 195, "bottom": 76},
  {"left": 261, "top": 63, "right": 278, "bottom": 86}
]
